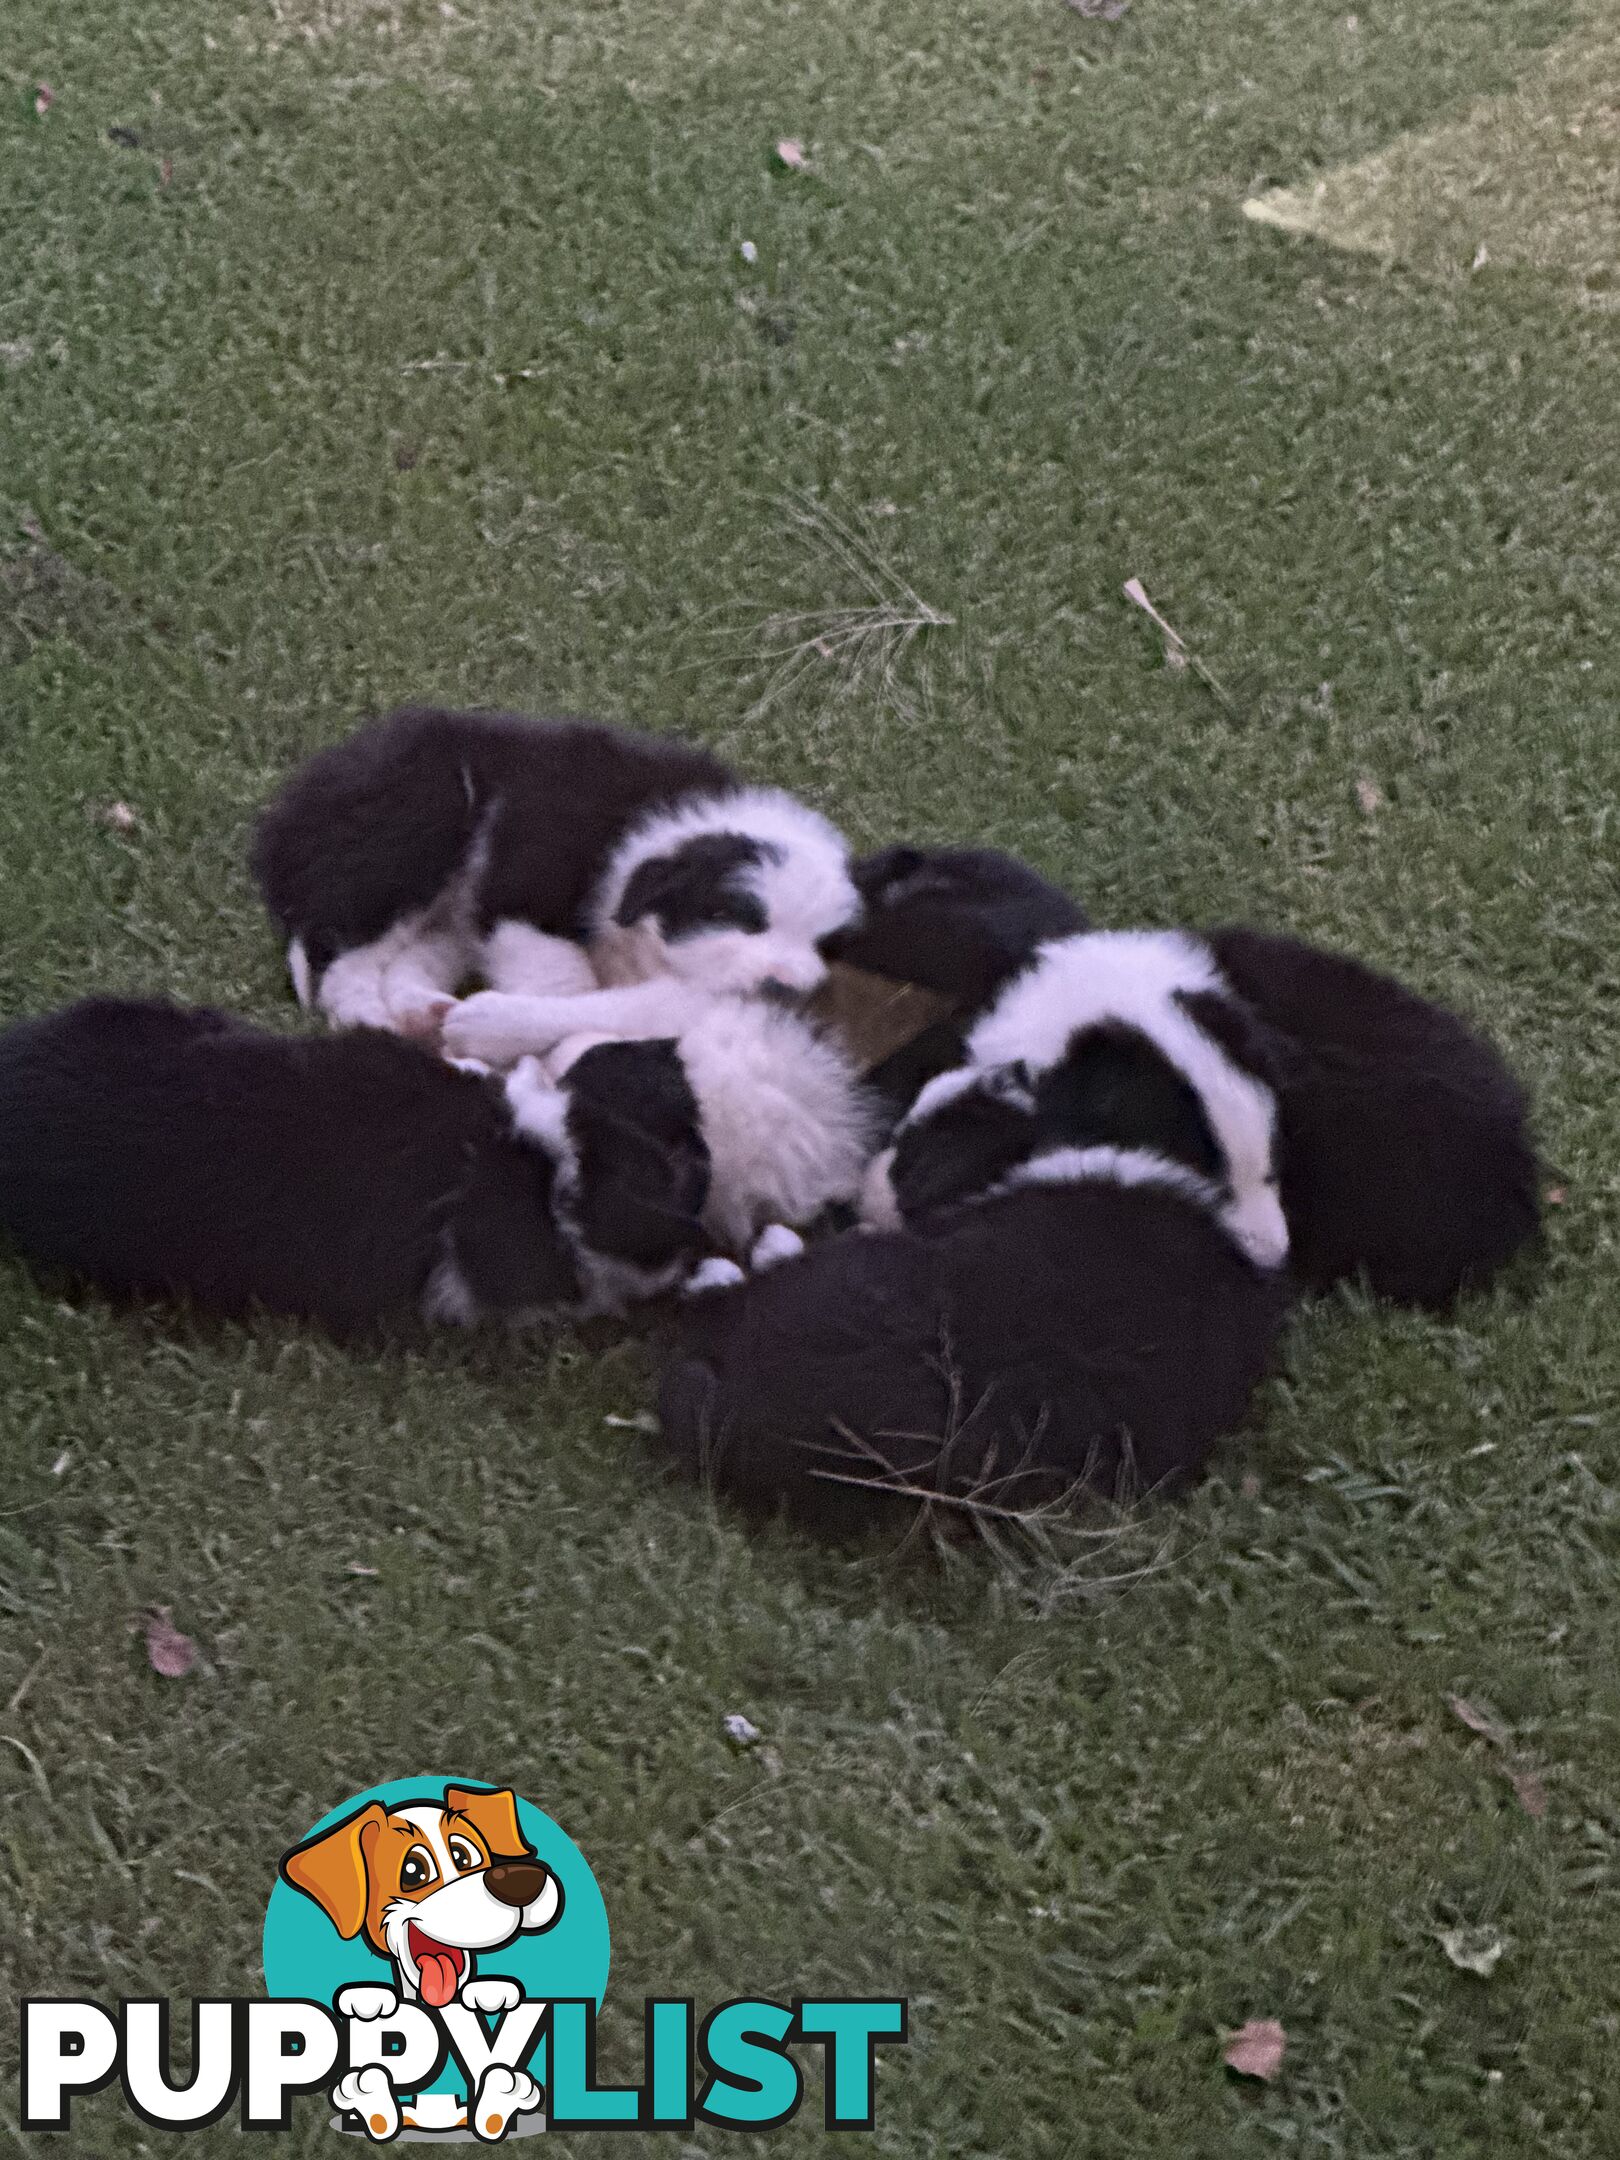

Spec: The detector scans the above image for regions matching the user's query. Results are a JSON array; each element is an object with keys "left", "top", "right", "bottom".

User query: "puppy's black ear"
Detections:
[
  {"left": 614, "top": 835, "right": 769, "bottom": 935},
  {"left": 888, "top": 1072, "right": 1041, "bottom": 1220},
  {"left": 451, "top": 1144, "right": 583, "bottom": 1316},
  {"left": 1175, "top": 989, "right": 1283, "bottom": 1088},
  {"left": 615, "top": 851, "right": 696, "bottom": 929},
  {"left": 850, "top": 846, "right": 925, "bottom": 905},
  {"left": 564, "top": 1040, "right": 712, "bottom": 1270}
]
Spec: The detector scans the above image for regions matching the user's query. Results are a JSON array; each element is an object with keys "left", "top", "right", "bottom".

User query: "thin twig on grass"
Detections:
[{"left": 1122, "top": 576, "right": 1237, "bottom": 715}]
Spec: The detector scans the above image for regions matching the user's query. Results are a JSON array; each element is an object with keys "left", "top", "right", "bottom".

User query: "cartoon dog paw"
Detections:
[
  {"left": 333, "top": 2065, "right": 400, "bottom": 2141},
  {"left": 459, "top": 1976, "right": 523, "bottom": 2016},
  {"left": 685, "top": 1257, "right": 747, "bottom": 1297},
  {"left": 472, "top": 2065, "right": 543, "bottom": 2142},
  {"left": 335, "top": 1984, "right": 398, "bottom": 2022}
]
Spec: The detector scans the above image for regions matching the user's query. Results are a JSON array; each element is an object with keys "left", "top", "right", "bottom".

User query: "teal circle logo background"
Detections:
[{"left": 262, "top": 1774, "right": 610, "bottom": 2014}]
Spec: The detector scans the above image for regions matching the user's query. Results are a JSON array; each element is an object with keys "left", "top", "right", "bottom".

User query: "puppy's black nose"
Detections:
[
  {"left": 759, "top": 978, "right": 807, "bottom": 1007},
  {"left": 484, "top": 1861, "right": 549, "bottom": 1909}
]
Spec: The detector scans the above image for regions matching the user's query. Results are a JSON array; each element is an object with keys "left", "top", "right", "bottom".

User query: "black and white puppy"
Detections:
[
  {"left": 443, "top": 988, "right": 879, "bottom": 1257},
  {"left": 863, "top": 914, "right": 1538, "bottom": 1308},
  {"left": 252, "top": 705, "right": 860, "bottom": 1036},
  {"left": 823, "top": 844, "right": 1090, "bottom": 1121},
  {"left": 0, "top": 1000, "right": 711, "bottom": 1335},
  {"left": 1203, "top": 927, "right": 1539, "bottom": 1306},
  {"left": 660, "top": 1145, "right": 1290, "bottom": 1533},
  {"left": 659, "top": 924, "right": 1291, "bottom": 1531},
  {"left": 864, "top": 928, "right": 1292, "bottom": 1272}
]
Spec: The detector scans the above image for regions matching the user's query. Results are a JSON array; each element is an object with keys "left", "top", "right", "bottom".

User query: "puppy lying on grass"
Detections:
[
  {"left": 254, "top": 704, "right": 860, "bottom": 1036},
  {"left": 828, "top": 844, "right": 1539, "bottom": 1306},
  {"left": 659, "top": 928, "right": 1293, "bottom": 1532},
  {"left": 0, "top": 999, "right": 712, "bottom": 1334}
]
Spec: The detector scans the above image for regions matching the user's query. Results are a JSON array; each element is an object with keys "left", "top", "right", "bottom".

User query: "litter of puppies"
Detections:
[{"left": 0, "top": 708, "right": 1541, "bottom": 1541}]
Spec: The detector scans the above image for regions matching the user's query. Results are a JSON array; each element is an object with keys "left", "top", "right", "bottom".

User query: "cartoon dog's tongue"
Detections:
[{"left": 407, "top": 1924, "right": 464, "bottom": 2008}]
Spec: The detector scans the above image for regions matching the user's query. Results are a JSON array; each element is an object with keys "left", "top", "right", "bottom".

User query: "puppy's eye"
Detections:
[
  {"left": 400, "top": 1845, "right": 437, "bottom": 1891},
  {"left": 447, "top": 1837, "right": 482, "bottom": 1874}
]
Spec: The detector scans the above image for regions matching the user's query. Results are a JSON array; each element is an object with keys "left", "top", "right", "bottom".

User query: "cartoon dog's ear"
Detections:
[
  {"left": 445, "top": 1785, "right": 534, "bottom": 1863},
  {"left": 279, "top": 1803, "right": 389, "bottom": 1939}
]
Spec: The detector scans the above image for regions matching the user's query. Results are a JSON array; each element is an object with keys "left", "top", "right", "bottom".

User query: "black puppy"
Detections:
[
  {"left": 0, "top": 1000, "right": 710, "bottom": 1335},
  {"left": 827, "top": 845, "right": 1089, "bottom": 1120},
  {"left": 1205, "top": 927, "right": 1539, "bottom": 1306},
  {"left": 661, "top": 1150, "right": 1290, "bottom": 1534}
]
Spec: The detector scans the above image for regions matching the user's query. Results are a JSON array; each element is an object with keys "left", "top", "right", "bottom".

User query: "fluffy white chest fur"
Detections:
[
  {"left": 670, "top": 997, "right": 875, "bottom": 1250},
  {"left": 445, "top": 952, "right": 876, "bottom": 1255}
]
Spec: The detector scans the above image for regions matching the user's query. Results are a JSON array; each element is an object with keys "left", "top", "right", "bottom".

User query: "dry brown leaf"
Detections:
[
  {"left": 144, "top": 1608, "right": 198, "bottom": 1679},
  {"left": 1355, "top": 776, "right": 1384, "bottom": 815},
  {"left": 35, "top": 83, "right": 55, "bottom": 117},
  {"left": 1445, "top": 1694, "right": 1510, "bottom": 1750},
  {"left": 160, "top": 155, "right": 174, "bottom": 187},
  {"left": 775, "top": 138, "right": 808, "bottom": 171},
  {"left": 1223, "top": 2018, "right": 1286, "bottom": 2081},
  {"left": 100, "top": 800, "right": 140, "bottom": 834},
  {"left": 1509, "top": 1768, "right": 1548, "bottom": 1819},
  {"left": 1068, "top": 0, "right": 1130, "bottom": 15},
  {"left": 1546, "top": 1185, "right": 1566, "bottom": 1206}
]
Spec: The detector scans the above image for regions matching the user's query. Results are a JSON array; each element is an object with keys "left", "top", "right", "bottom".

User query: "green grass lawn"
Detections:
[{"left": 4, "top": 0, "right": 1619, "bottom": 2150}]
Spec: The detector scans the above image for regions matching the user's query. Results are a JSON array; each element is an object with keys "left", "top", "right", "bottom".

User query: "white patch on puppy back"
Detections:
[
  {"left": 995, "top": 1144, "right": 1223, "bottom": 1211},
  {"left": 968, "top": 929, "right": 1223, "bottom": 1072}
]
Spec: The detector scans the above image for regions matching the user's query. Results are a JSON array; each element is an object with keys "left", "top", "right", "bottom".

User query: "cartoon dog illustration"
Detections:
[{"left": 281, "top": 1785, "right": 563, "bottom": 2140}]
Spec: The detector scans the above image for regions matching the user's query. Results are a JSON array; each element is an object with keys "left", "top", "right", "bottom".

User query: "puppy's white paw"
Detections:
[
  {"left": 685, "top": 1258, "right": 747, "bottom": 1297},
  {"left": 447, "top": 1055, "right": 494, "bottom": 1078},
  {"left": 472, "top": 2065, "right": 543, "bottom": 2142},
  {"left": 335, "top": 1984, "right": 398, "bottom": 2022},
  {"left": 749, "top": 1224, "right": 805, "bottom": 1272},
  {"left": 333, "top": 2064, "right": 400, "bottom": 2140},
  {"left": 858, "top": 1146, "right": 902, "bottom": 1231},
  {"left": 459, "top": 1976, "right": 522, "bottom": 2016},
  {"left": 443, "top": 992, "right": 572, "bottom": 1067}
]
